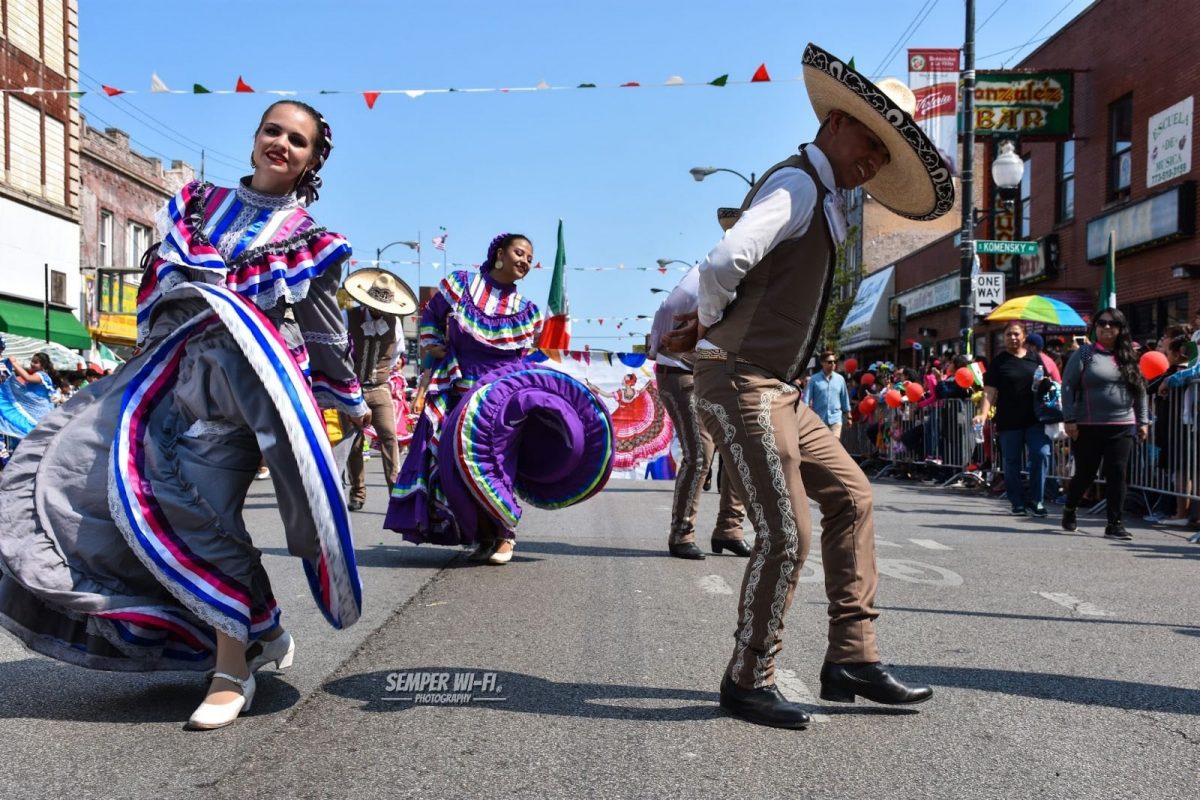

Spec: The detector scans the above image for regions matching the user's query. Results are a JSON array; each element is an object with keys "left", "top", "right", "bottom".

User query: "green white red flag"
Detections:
[{"left": 538, "top": 220, "right": 571, "bottom": 349}]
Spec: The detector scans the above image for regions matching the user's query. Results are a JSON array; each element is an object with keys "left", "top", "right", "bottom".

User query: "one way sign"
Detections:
[{"left": 972, "top": 273, "right": 1006, "bottom": 315}]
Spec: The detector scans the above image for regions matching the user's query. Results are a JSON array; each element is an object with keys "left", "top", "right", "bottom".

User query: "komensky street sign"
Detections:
[
  {"left": 975, "top": 239, "right": 1039, "bottom": 256},
  {"left": 972, "top": 273, "right": 1006, "bottom": 315}
]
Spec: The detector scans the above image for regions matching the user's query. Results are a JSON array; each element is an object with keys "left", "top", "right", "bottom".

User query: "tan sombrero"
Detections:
[
  {"left": 343, "top": 269, "right": 418, "bottom": 316},
  {"left": 803, "top": 42, "right": 955, "bottom": 221}
]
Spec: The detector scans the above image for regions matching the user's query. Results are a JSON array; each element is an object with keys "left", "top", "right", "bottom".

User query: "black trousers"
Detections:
[{"left": 1066, "top": 424, "right": 1136, "bottom": 525}]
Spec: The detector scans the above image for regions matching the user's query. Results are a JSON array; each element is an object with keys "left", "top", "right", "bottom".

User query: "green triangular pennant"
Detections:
[
  {"left": 193, "top": 83, "right": 211, "bottom": 94},
  {"left": 708, "top": 74, "right": 728, "bottom": 87},
  {"left": 577, "top": 83, "right": 596, "bottom": 88},
  {"left": 69, "top": 91, "right": 85, "bottom": 98}
]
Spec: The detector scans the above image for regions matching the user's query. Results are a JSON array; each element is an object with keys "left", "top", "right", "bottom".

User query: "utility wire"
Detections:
[
  {"left": 977, "top": 0, "right": 1010, "bottom": 32},
  {"left": 78, "top": 69, "right": 246, "bottom": 170},
  {"left": 870, "top": 0, "right": 939, "bottom": 79},
  {"left": 1001, "top": 0, "right": 1080, "bottom": 67},
  {"left": 80, "top": 104, "right": 238, "bottom": 186}
]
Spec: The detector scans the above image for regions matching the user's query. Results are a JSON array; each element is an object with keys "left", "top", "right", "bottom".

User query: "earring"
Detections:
[
  {"left": 250, "top": 155, "right": 257, "bottom": 168},
  {"left": 494, "top": 258, "right": 503, "bottom": 272}
]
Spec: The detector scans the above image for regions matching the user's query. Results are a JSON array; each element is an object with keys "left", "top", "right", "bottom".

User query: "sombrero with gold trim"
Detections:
[
  {"left": 803, "top": 42, "right": 955, "bottom": 221},
  {"left": 343, "top": 269, "right": 417, "bottom": 316}
]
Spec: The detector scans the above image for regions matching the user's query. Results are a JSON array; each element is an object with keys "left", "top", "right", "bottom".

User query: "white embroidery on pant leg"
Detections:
[
  {"left": 661, "top": 383, "right": 705, "bottom": 542},
  {"left": 700, "top": 386, "right": 798, "bottom": 686},
  {"left": 753, "top": 384, "right": 801, "bottom": 686}
]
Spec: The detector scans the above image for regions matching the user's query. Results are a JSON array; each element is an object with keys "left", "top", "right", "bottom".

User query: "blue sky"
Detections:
[{"left": 79, "top": 0, "right": 1093, "bottom": 348}]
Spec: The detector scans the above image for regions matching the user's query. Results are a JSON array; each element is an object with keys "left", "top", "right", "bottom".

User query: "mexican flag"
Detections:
[
  {"left": 538, "top": 219, "right": 571, "bottom": 349},
  {"left": 1099, "top": 230, "right": 1117, "bottom": 311}
]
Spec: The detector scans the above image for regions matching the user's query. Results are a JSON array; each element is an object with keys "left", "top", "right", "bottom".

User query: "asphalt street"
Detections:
[{"left": 1, "top": 461, "right": 1197, "bottom": 800}]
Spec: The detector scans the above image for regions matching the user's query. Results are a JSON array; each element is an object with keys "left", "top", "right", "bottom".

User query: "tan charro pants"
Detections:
[
  {"left": 694, "top": 360, "right": 880, "bottom": 689},
  {"left": 656, "top": 365, "right": 746, "bottom": 544},
  {"left": 343, "top": 383, "right": 400, "bottom": 503}
]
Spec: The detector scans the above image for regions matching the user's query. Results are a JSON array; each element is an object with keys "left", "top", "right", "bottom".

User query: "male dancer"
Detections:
[
  {"left": 647, "top": 266, "right": 751, "bottom": 560},
  {"left": 342, "top": 269, "right": 416, "bottom": 511},
  {"left": 683, "top": 44, "right": 955, "bottom": 728}
]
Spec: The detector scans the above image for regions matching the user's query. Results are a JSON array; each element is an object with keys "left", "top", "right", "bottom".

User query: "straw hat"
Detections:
[
  {"left": 803, "top": 42, "right": 955, "bottom": 221},
  {"left": 343, "top": 269, "right": 417, "bottom": 316}
]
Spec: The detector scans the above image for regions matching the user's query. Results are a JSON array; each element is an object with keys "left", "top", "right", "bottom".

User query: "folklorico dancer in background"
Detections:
[
  {"left": 384, "top": 233, "right": 614, "bottom": 564},
  {"left": 678, "top": 44, "right": 955, "bottom": 729},
  {"left": 648, "top": 265, "right": 751, "bottom": 561},
  {"left": 0, "top": 347, "right": 59, "bottom": 441},
  {"left": 0, "top": 101, "right": 367, "bottom": 731},
  {"left": 341, "top": 269, "right": 417, "bottom": 511}
]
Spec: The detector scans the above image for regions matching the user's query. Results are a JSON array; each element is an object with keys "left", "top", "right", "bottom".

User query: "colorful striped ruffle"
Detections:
[
  {"left": 438, "top": 271, "right": 543, "bottom": 350},
  {"left": 111, "top": 283, "right": 362, "bottom": 638},
  {"left": 137, "top": 181, "right": 351, "bottom": 337}
]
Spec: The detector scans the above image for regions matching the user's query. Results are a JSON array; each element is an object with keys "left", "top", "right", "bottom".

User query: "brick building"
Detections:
[
  {"left": 885, "top": 0, "right": 1199, "bottom": 366},
  {"left": 80, "top": 121, "right": 193, "bottom": 347},
  {"left": 0, "top": 0, "right": 89, "bottom": 350}
]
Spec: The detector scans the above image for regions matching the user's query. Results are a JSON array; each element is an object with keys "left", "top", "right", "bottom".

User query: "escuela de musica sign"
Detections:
[{"left": 961, "top": 71, "right": 1074, "bottom": 138}]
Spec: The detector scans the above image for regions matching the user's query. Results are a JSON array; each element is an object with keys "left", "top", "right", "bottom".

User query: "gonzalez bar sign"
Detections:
[{"left": 965, "top": 71, "right": 1073, "bottom": 138}]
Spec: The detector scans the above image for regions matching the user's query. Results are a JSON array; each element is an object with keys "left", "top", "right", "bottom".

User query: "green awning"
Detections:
[{"left": 0, "top": 297, "right": 92, "bottom": 350}]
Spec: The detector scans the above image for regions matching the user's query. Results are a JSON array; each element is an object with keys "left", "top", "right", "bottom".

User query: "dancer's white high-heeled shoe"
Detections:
[
  {"left": 186, "top": 672, "right": 256, "bottom": 730},
  {"left": 487, "top": 541, "right": 514, "bottom": 565},
  {"left": 248, "top": 631, "right": 295, "bottom": 673}
]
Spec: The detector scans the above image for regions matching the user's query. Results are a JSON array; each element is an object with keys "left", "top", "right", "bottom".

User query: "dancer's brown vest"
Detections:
[
  {"left": 348, "top": 307, "right": 398, "bottom": 386},
  {"left": 705, "top": 149, "right": 837, "bottom": 383}
]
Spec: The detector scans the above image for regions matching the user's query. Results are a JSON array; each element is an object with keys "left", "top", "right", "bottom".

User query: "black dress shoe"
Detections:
[
  {"left": 719, "top": 674, "right": 810, "bottom": 729},
  {"left": 819, "top": 661, "right": 933, "bottom": 705},
  {"left": 668, "top": 542, "right": 706, "bottom": 560},
  {"left": 712, "top": 538, "right": 753, "bottom": 557},
  {"left": 348, "top": 499, "right": 364, "bottom": 512}
]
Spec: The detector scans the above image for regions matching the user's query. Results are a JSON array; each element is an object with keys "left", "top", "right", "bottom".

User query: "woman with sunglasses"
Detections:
[{"left": 1060, "top": 308, "right": 1149, "bottom": 539}]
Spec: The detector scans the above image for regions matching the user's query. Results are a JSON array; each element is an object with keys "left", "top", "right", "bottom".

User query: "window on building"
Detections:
[
  {"left": 8, "top": 97, "right": 43, "bottom": 195},
  {"left": 50, "top": 270, "right": 67, "bottom": 305},
  {"left": 127, "top": 222, "right": 152, "bottom": 267},
  {"left": 1119, "top": 294, "right": 1188, "bottom": 345},
  {"left": 43, "top": 0, "right": 67, "bottom": 75},
  {"left": 1019, "top": 155, "right": 1032, "bottom": 239},
  {"left": 7, "top": 0, "right": 41, "bottom": 60},
  {"left": 1057, "top": 140, "right": 1075, "bottom": 222},
  {"left": 1109, "top": 94, "right": 1133, "bottom": 201},
  {"left": 99, "top": 211, "right": 114, "bottom": 269},
  {"left": 44, "top": 115, "right": 66, "bottom": 206}
]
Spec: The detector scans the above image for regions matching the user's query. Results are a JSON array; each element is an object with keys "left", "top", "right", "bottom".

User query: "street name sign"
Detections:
[
  {"left": 975, "top": 239, "right": 1039, "bottom": 256},
  {"left": 973, "top": 273, "right": 1006, "bottom": 315}
]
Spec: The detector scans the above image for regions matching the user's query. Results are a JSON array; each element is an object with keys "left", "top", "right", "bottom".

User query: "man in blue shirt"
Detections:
[{"left": 803, "top": 350, "right": 852, "bottom": 438}]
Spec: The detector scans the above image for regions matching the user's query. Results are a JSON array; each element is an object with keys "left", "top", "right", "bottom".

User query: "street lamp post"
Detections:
[
  {"left": 655, "top": 258, "right": 693, "bottom": 272},
  {"left": 689, "top": 166, "right": 756, "bottom": 186},
  {"left": 376, "top": 238, "right": 422, "bottom": 293}
]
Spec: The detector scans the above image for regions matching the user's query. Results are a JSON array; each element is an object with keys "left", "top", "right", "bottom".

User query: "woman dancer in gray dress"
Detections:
[{"left": 0, "top": 101, "right": 368, "bottom": 730}]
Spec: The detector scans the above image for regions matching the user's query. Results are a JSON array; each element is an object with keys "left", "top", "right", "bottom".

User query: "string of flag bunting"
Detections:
[
  {"left": 3, "top": 64, "right": 784, "bottom": 106},
  {"left": 353, "top": 258, "right": 695, "bottom": 274}
]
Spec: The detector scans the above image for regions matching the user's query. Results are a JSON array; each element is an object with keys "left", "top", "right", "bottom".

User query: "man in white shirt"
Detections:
[
  {"left": 673, "top": 44, "right": 954, "bottom": 729},
  {"left": 648, "top": 267, "right": 750, "bottom": 560}
]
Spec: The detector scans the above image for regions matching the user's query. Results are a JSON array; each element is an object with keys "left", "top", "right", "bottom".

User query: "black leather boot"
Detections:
[
  {"left": 819, "top": 661, "right": 933, "bottom": 705},
  {"left": 668, "top": 542, "right": 706, "bottom": 560},
  {"left": 719, "top": 674, "right": 810, "bottom": 729},
  {"left": 711, "top": 538, "right": 753, "bottom": 557}
]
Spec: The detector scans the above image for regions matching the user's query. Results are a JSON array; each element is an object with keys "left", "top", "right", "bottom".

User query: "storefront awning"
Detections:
[
  {"left": 0, "top": 296, "right": 92, "bottom": 350},
  {"left": 839, "top": 266, "right": 895, "bottom": 353}
]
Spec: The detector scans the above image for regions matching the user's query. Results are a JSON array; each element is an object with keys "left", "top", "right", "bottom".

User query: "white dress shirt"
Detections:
[
  {"left": 696, "top": 144, "right": 848, "bottom": 337},
  {"left": 647, "top": 266, "right": 700, "bottom": 370}
]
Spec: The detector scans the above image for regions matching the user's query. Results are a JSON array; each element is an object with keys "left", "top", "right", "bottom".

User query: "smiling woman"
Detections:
[{"left": 0, "top": 101, "right": 368, "bottom": 732}]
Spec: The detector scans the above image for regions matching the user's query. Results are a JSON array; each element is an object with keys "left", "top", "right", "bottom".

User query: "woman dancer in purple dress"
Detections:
[{"left": 385, "top": 234, "right": 613, "bottom": 564}]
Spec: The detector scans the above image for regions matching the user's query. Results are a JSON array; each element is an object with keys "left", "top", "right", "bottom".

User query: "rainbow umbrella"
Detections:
[{"left": 985, "top": 295, "right": 1086, "bottom": 328}]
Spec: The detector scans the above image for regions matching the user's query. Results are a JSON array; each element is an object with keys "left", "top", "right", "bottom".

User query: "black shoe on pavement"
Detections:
[
  {"left": 1104, "top": 522, "right": 1132, "bottom": 540},
  {"left": 719, "top": 674, "right": 810, "bottom": 729},
  {"left": 668, "top": 542, "right": 706, "bottom": 560},
  {"left": 1010, "top": 505, "right": 1027, "bottom": 516},
  {"left": 1061, "top": 507, "right": 1077, "bottom": 532},
  {"left": 711, "top": 538, "right": 753, "bottom": 557},
  {"left": 348, "top": 499, "right": 364, "bottom": 512},
  {"left": 1028, "top": 503, "right": 1048, "bottom": 518},
  {"left": 819, "top": 661, "right": 933, "bottom": 705}
]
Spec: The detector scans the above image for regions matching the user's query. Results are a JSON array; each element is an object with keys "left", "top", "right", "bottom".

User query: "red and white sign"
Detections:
[{"left": 908, "top": 48, "right": 961, "bottom": 174}]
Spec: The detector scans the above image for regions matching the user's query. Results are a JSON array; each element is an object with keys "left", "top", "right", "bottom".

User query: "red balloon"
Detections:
[
  {"left": 1139, "top": 350, "right": 1169, "bottom": 380},
  {"left": 884, "top": 389, "right": 903, "bottom": 409},
  {"left": 858, "top": 396, "right": 877, "bottom": 415},
  {"left": 843, "top": 357, "right": 858, "bottom": 373},
  {"left": 954, "top": 367, "right": 975, "bottom": 389},
  {"left": 860, "top": 372, "right": 876, "bottom": 387},
  {"left": 905, "top": 382, "right": 925, "bottom": 403}
]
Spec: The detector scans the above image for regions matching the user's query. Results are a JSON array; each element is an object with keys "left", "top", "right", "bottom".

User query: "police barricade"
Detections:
[{"left": 855, "top": 397, "right": 984, "bottom": 483}]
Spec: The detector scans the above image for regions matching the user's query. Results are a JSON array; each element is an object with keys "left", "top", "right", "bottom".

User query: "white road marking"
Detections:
[
  {"left": 909, "top": 538, "right": 952, "bottom": 550},
  {"left": 1036, "top": 591, "right": 1113, "bottom": 616},
  {"left": 875, "top": 539, "right": 904, "bottom": 548},
  {"left": 775, "top": 668, "right": 831, "bottom": 722},
  {"left": 877, "top": 559, "right": 964, "bottom": 586},
  {"left": 697, "top": 574, "right": 734, "bottom": 595}
]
